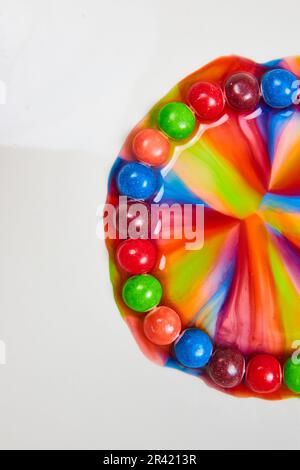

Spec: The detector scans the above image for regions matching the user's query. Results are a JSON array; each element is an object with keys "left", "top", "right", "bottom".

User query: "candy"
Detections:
[
  {"left": 174, "top": 328, "right": 213, "bottom": 368},
  {"left": 225, "top": 72, "right": 260, "bottom": 111},
  {"left": 187, "top": 81, "right": 224, "bottom": 120},
  {"left": 283, "top": 358, "right": 300, "bottom": 394},
  {"left": 143, "top": 306, "right": 181, "bottom": 345},
  {"left": 158, "top": 102, "right": 195, "bottom": 140},
  {"left": 106, "top": 55, "right": 300, "bottom": 400},
  {"left": 117, "top": 162, "right": 158, "bottom": 200},
  {"left": 116, "top": 239, "right": 157, "bottom": 274},
  {"left": 122, "top": 274, "right": 162, "bottom": 312},
  {"left": 208, "top": 349, "right": 245, "bottom": 389},
  {"left": 133, "top": 128, "right": 170, "bottom": 167},
  {"left": 261, "top": 69, "right": 298, "bottom": 108},
  {"left": 115, "top": 201, "right": 151, "bottom": 239},
  {"left": 246, "top": 354, "right": 282, "bottom": 394}
]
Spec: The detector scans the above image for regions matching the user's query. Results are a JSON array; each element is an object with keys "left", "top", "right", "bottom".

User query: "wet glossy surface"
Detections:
[
  {"left": 225, "top": 72, "right": 260, "bottom": 111},
  {"left": 174, "top": 328, "right": 213, "bottom": 368},
  {"left": 208, "top": 349, "right": 245, "bottom": 389},
  {"left": 261, "top": 69, "right": 298, "bottom": 108},
  {"left": 122, "top": 274, "right": 162, "bottom": 313},
  {"left": 158, "top": 102, "right": 196, "bottom": 140},
  {"left": 246, "top": 355, "right": 282, "bottom": 394},
  {"left": 133, "top": 128, "right": 170, "bottom": 167},
  {"left": 187, "top": 81, "right": 224, "bottom": 120},
  {"left": 117, "top": 162, "right": 158, "bottom": 200},
  {"left": 143, "top": 306, "right": 182, "bottom": 346},
  {"left": 284, "top": 358, "right": 300, "bottom": 393},
  {"left": 117, "top": 239, "right": 157, "bottom": 274},
  {"left": 106, "top": 56, "right": 300, "bottom": 399}
]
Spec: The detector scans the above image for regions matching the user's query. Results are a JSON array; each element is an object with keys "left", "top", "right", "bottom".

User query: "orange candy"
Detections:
[
  {"left": 143, "top": 306, "right": 181, "bottom": 345},
  {"left": 133, "top": 128, "right": 170, "bottom": 167}
]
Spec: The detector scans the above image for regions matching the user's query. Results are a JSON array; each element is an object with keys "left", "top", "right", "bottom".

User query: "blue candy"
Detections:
[
  {"left": 117, "top": 162, "right": 158, "bottom": 200},
  {"left": 174, "top": 328, "right": 213, "bottom": 368},
  {"left": 261, "top": 69, "right": 298, "bottom": 108}
]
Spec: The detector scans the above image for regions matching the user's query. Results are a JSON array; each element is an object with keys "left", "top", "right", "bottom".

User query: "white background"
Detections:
[{"left": 0, "top": 0, "right": 299, "bottom": 450}]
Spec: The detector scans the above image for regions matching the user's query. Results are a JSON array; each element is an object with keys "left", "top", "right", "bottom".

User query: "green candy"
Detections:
[
  {"left": 158, "top": 102, "right": 195, "bottom": 140},
  {"left": 284, "top": 358, "right": 300, "bottom": 394},
  {"left": 122, "top": 274, "right": 162, "bottom": 313}
]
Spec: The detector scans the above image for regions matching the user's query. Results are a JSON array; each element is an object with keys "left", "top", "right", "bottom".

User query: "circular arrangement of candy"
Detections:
[{"left": 105, "top": 56, "right": 300, "bottom": 399}]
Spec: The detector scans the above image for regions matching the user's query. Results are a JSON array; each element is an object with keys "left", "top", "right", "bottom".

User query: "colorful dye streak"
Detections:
[{"left": 105, "top": 56, "right": 300, "bottom": 399}]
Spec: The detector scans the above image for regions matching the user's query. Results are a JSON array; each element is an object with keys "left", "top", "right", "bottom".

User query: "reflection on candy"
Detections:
[
  {"left": 133, "top": 128, "right": 170, "bottom": 167},
  {"left": 114, "top": 201, "right": 151, "bottom": 239},
  {"left": 117, "top": 162, "right": 158, "bottom": 200},
  {"left": 158, "top": 102, "right": 195, "bottom": 140},
  {"left": 225, "top": 72, "right": 260, "bottom": 111},
  {"left": 246, "top": 355, "right": 282, "bottom": 394},
  {"left": 174, "top": 328, "right": 213, "bottom": 368},
  {"left": 143, "top": 306, "right": 181, "bottom": 346},
  {"left": 106, "top": 55, "right": 300, "bottom": 400},
  {"left": 122, "top": 274, "right": 162, "bottom": 312},
  {"left": 117, "top": 239, "right": 157, "bottom": 274},
  {"left": 261, "top": 69, "right": 298, "bottom": 108},
  {"left": 208, "top": 349, "right": 245, "bottom": 389},
  {"left": 284, "top": 358, "right": 300, "bottom": 393},
  {"left": 187, "top": 82, "right": 224, "bottom": 120}
]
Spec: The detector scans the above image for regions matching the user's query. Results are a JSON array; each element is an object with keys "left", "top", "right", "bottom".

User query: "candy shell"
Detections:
[
  {"left": 284, "top": 358, "right": 300, "bottom": 394},
  {"left": 117, "top": 162, "right": 158, "bottom": 201},
  {"left": 122, "top": 274, "right": 162, "bottom": 313},
  {"left": 261, "top": 69, "right": 298, "bottom": 108},
  {"left": 225, "top": 72, "right": 260, "bottom": 111},
  {"left": 133, "top": 128, "right": 170, "bottom": 167},
  {"left": 208, "top": 349, "right": 245, "bottom": 389},
  {"left": 116, "top": 239, "right": 157, "bottom": 274},
  {"left": 246, "top": 354, "right": 282, "bottom": 394},
  {"left": 174, "top": 328, "right": 213, "bottom": 368},
  {"left": 158, "top": 102, "right": 195, "bottom": 140},
  {"left": 143, "top": 306, "right": 181, "bottom": 345},
  {"left": 187, "top": 81, "right": 224, "bottom": 120},
  {"left": 114, "top": 201, "right": 150, "bottom": 239}
]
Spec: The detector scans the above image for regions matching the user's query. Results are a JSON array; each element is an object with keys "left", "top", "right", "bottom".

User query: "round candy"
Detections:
[
  {"left": 208, "top": 349, "right": 245, "bottom": 389},
  {"left": 106, "top": 55, "right": 300, "bottom": 400},
  {"left": 225, "top": 72, "right": 260, "bottom": 111},
  {"left": 158, "top": 102, "right": 196, "bottom": 140},
  {"left": 261, "top": 69, "right": 298, "bottom": 108},
  {"left": 116, "top": 239, "right": 157, "bottom": 274},
  {"left": 133, "top": 129, "right": 170, "bottom": 167},
  {"left": 117, "top": 162, "right": 158, "bottom": 200},
  {"left": 115, "top": 201, "right": 151, "bottom": 239},
  {"left": 174, "top": 328, "right": 213, "bottom": 368},
  {"left": 284, "top": 358, "right": 300, "bottom": 394},
  {"left": 122, "top": 274, "right": 162, "bottom": 312},
  {"left": 187, "top": 81, "right": 225, "bottom": 120},
  {"left": 246, "top": 354, "right": 282, "bottom": 394},
  {"left": 143, "top": 306, "right": 182, "bottom": 345}
]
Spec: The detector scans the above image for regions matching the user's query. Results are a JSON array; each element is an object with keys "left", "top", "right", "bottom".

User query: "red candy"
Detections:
[
  {"left": 143, "top": 306, "right": 182, "bottom": 345},
  {"left": 117, "top": 239, "right": 157, "bottom": 274},
  {"left": 208, "top": 349, "right": 245, "bottom": 389},
  {"left": 225, "top": 72, "right": 260, "bottom": 111},
  {"left": 246, "top": 354, "right": 282, "bottom": 394},
  {"left": 187, "top": 81, "right": 225, "bottom": 120},
  {"left": 133, "top": 128, "right": 170, "bottom": 167}
]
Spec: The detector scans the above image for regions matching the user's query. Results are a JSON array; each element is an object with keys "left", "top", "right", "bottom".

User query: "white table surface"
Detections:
[{"left": 0, "top": 0, "right": 299, "bottom": 450}]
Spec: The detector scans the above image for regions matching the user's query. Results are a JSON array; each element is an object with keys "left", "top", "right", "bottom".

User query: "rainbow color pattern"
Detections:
[{"left": 105, "top": 56, "right": 300, "bottom": 399}]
